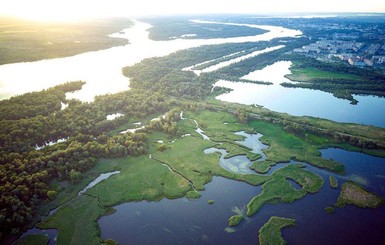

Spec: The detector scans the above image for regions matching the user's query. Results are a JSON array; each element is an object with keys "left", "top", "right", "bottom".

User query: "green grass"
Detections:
[
  {"left": 228, "top": 215, "right": 244, "bottom": 227},
  {"left": 258, "top": 216, "right": 295, "bottom": 245},
  {"left": 217, "top": 142, "right": 262, "bottom": 161},
  {"left": 287, "top": 67, "right": 364, "bottom": 82},
  {"left": 337, "top": 181, "right": 384, "bottom": 208},
  {"left": 249, "top": 120, "right": 344, "bottom": 173},
  {"left": 325, "top": 206, "right": 335, "bottom": 214},
  {"left": 329, "top": 176, "right": 339, "bottom": 189},
  {"left": 250, "top": 160, "right": 276, "bottom": 174},
  {"left": 36, "top": 157, "right": 123, "bottom": 222},
  {"left": 88, "top": 157, "right": 192, "bottom": 206},
  {"left": 38, "top": 195, "right": 104, "bottom": 245},
  {"left": 186, "top": 190, "right": 201, "bottom": 199},
  {"left": 246, "top": 164, "right": 323, "bottom": 217},
  {"left": 102, "top": 239, "right": 118, "bottom": 245},
  {"left": 14, "top": 234, "right": 50, "bottom": 245}
]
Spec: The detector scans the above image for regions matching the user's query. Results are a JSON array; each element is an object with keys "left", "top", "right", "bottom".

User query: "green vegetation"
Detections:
[
  {"left": 144, "top": 17, "right": 267, "bottom": 41},
  {"left": 282, "top": 55, "right": 385, "bottom": 103},
  {"left": 102, "top": 240, "right": 118, "bottom": 245},
  {"left": 208, "top": 200, "right": 215, "bottom": 205},
  {"left": 249, "top": 120, "right": 344, "bottom": 173},
  {"left": 286, "top": 67, "right": 364, "bottom": 82},
  {"left": 0, "top": 18, "right": 132, "bottom": 65},
  {"left": 186, "top": 190, "right": 202, "bottom": 199},
  {"left": 250, "top": 161, "right": 276, "bottom": 174},
  {"left": 3, "top": 19, "right": 385, "bottom": 243},
  {"left": 228, "top": 215, "right": 243, "bottom": 227},
  {"left": 329, "top": 176, "right": 339, "bottom": 189},
  {"left": 246, "top": 164, "right": 323, "bottom": 217},
  {"left": 325, "top": 206, "right": 335, "bottom": 214},
  {"left": 38, "top": 195, "right": 104, "bottom": 245},
  {"left": 258, "top": 216, "right": 295, "bottom": 245},
  {"left": 14, "top": 234, "right": 49, "bottom": 245},
  {"left": 337, "top": 181, "right": 384, "bottom": 208}
]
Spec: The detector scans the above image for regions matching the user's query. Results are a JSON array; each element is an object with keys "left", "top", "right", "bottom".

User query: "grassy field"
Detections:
[
  {"left": 329, "top": 176, "right": 339, "bottom": 189},
  {"left": 250, "top": 160, "right": 276, "bottom": 174},
  {"left": 38, "top": 195, "right": 104, "bottom": 245},
  {"left": 258, "top": 216, "right": 295, "bottom": 245},
  {"left": 228, "top": 215, "right": 244, "bottom": 227},
  {"left": 337, "top": 181, "right": 384, "bottom": 208},
  {"left": 286, "top": 67, "right": 364, "bottom": 82},
  {"left": 249, "top": 120, "right": 344, "bottom": 173},
  {"left": 246, "top": 164, "right": 323, "bottom": 217},
  {"left": 14, "top": 234, "right": 50, "bottom": 245}
]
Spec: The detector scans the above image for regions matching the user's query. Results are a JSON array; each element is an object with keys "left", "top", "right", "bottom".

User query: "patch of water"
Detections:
[
  {"left": 78, "top": 171, "right": 120, "bottom": 196},
  {"left": 35, "top": 138, "right": 68, "bottom": 150},
  {"left": 106, "top": 113, "right": 124, "bottom": 120}
]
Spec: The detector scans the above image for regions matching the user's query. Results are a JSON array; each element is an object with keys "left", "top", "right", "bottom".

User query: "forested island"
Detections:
[{"left": 1, "top": 15, "right": 385, "bottom": 245}]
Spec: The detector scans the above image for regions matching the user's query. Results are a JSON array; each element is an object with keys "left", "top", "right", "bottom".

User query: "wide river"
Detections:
[
  {"left": 0, "top": 20, "right": 300, "bottom": 101},
  {"left": 0, "top": 19, "right": 384, "bottom": 128}
]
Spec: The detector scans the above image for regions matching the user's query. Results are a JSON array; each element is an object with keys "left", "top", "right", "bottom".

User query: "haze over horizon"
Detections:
[{"left": 0, "top": 0, "right": 385, "bottom": 22}]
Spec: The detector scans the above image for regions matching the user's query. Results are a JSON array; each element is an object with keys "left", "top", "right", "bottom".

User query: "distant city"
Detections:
[{"left": 291, "top": 20, "right": 385, "bottom": 68}]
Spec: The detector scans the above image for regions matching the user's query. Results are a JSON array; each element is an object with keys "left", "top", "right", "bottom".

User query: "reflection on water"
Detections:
[
  {"left": 214, "top": 61, "right": 385, "bottom": 128},
  {"left": 204, "top": 131, "right": 272, "bottom": 175},
  {"left": 99, "top": 176, "right": 262, "bottom": 245},
  {"left": 99, "top": 149, "right": 385, "bottom": 245},
  {"left": 0, "top": 20, "right": 301, "bottom": 102},
  {"left": 78, "top": 171, "right": 120, "bottom": 196},
  {"left": 241, "top": 60, "right": 292, "bottom": 84}
]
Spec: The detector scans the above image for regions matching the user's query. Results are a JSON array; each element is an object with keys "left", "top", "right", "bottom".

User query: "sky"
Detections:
[{"left": 0, "top": 0, "right": 384, "bottom": 21}]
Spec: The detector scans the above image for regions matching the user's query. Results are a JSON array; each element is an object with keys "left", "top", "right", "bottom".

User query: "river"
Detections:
[
  {"left": 1, "top": 19, "right": 383, "bottom": 128},
  {"left": 213, "top": 61, "right": 385, "bottom": 128},
  {"left": 0, "top": 20, "right": 300, "bottom": 101}
]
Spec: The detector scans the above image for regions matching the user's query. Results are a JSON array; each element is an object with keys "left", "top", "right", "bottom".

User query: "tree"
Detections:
[
  {"left": 69, "top": 170, "right": 82, "bottom": 184},
  {"left": 47, "top": 190, "right": 57, "bottom": 201}
]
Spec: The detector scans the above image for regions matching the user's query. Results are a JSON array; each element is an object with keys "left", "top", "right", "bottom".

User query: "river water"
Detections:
[
  {"left": 213, "top": 61, "right": 385, "bottom": 128},
  {"left": 1, "top": 19, "right": 383, "bottom": 127},
  {"left": 0, "top": 20, "right": 300, "bottom": 101}
]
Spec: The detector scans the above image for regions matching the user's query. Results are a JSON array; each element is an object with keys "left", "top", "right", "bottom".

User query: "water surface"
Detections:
[{"left": 214, "top": 61, "right": 385, "bottom": 128}]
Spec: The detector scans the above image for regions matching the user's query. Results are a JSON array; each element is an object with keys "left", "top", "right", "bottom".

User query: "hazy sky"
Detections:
[{"left": 1, "top": 0, "right": 385, "bottom": 21}]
